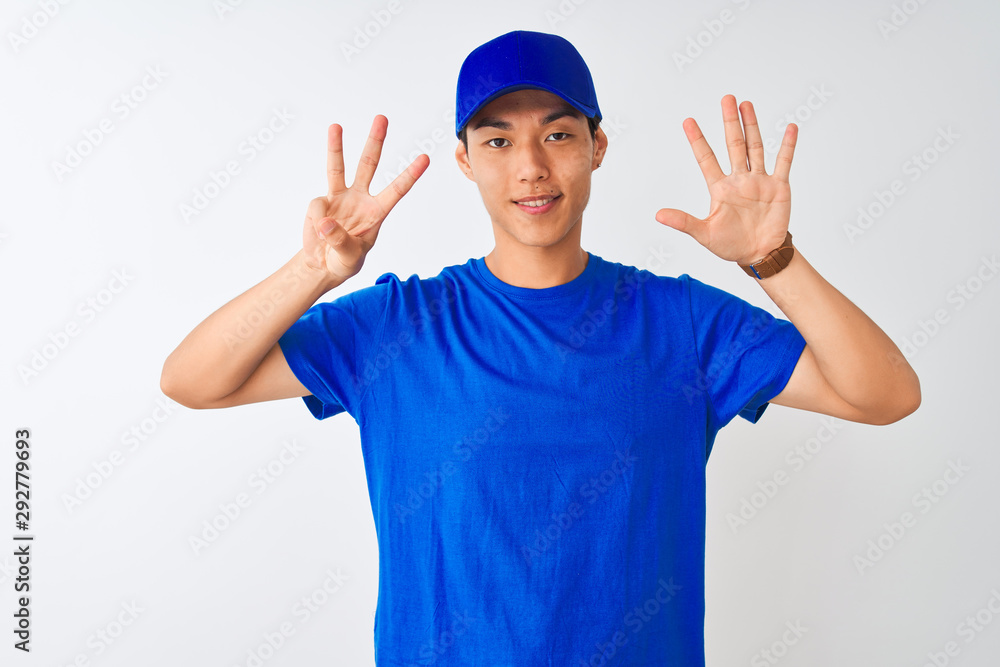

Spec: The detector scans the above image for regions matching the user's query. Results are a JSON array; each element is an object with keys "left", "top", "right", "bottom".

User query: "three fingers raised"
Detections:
[{"left": 326, "top": 116, "right": 428, "bottom": 204}]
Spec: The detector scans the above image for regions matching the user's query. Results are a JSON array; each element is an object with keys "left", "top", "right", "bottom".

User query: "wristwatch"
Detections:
[{"left": 738, "top": 231, "right": 794, "bottom": 280}]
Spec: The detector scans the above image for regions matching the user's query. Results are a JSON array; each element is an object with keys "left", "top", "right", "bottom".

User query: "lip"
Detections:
[{"left": 513, "top": 195, "right": 561, "bottom": 215}]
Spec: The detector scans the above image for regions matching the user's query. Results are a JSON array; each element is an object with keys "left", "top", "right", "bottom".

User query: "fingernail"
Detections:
[{"left": 320, "top": 219, "right": 335, "bottom": 235}]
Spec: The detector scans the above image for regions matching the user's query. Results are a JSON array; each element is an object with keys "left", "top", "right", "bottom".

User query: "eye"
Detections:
[{"left": 485, "top": 132, "right": 570, "bottom": 149}]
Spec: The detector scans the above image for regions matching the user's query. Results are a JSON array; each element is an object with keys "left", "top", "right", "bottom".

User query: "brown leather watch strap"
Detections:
[{"left": 739, "top": 231, "right": 794, "bottom": 280}]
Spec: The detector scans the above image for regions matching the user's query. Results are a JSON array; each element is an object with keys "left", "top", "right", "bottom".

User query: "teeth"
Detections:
[{"left": 520, "top": 198, "right": 554, "bottom": 207}]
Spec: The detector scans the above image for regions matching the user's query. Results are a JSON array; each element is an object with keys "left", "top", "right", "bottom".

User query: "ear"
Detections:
[
  {"left": 455, "top": 140, "right": 476, "bottom": 182},
  {"left": 591, "top": 126, "right": 609, "bottom": 171}
]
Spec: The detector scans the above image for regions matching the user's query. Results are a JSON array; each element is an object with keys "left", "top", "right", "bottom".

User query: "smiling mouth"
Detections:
[
  {"left": 518, "top": 197, "right": 557, "bottom": 207},
  {"left": 514, "top": 195, "right": 561, "bottom": 212}
]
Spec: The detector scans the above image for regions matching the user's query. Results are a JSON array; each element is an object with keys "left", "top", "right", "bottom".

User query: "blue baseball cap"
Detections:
[{"left": 455, "top": 30, "right": 602, "bottom": 138}]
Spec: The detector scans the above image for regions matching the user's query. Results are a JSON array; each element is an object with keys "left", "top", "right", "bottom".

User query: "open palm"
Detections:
[{"left": 655, "top": 95, "right": 796, "bottom": 266}]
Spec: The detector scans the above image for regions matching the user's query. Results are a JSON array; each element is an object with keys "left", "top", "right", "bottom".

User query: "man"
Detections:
[{"left": 161, "top": 29, "right": 919, "bottom": 666}]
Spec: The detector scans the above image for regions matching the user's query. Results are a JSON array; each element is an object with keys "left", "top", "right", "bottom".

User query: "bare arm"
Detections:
[
  {"left": 760, "top": 247, "right": 920, "bottom": 425},
  {"left": 160, "top": 116, "right": 428, "bottom": 409},
  {"left": 655, "top": 95, "right": 919, "bottom": 425},
  {"left": 159, "top": 250, "right": 342, "bottom": 408}
]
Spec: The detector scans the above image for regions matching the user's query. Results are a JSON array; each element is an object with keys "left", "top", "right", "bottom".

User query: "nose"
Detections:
[{"left": 514, "top": 140, "right": 550, "bottom": 184}]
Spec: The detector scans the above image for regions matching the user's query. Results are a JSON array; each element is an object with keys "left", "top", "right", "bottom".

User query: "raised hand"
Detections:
[
  {"left": 655, "top": 95, "right": 797, "bottom": 266},
  {"left": 302, "top": 115, "right": 429, "bottom": 285}
]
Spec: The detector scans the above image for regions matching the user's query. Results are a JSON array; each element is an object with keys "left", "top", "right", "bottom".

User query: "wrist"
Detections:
[
  {"left": 737, "top": 231, "right": 794, "bottom": 280},
  {"left": 290, "top": 250, "right": 346, "bottom": 296}
]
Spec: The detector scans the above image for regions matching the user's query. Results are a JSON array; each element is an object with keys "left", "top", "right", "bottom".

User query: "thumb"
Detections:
[
  {"left": 655, "top": 208, "right": 708, "bottom": 244},
  {"left": 316, "top": 217, "right": 349, "bottom": 244},
  {"left": 317, "top": 216, "right": 337, "bottom": 236}
]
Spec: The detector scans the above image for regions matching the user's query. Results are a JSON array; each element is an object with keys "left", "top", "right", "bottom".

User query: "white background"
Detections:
[{"left": 2, "top": 0, "right": 999, "bottom": 665}]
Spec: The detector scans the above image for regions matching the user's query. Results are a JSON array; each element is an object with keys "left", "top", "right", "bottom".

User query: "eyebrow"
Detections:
[{"left": 471, "top": 104, "right": 583, "bottom": 132}]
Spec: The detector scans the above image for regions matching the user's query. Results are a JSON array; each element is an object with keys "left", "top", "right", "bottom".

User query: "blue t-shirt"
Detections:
[{"left": 278, "top": 251, "right": 806, "bottom": 666}]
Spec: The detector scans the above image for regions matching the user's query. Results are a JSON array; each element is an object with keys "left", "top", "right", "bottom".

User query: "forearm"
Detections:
[
  {"left": 161, "top": 249, "right": 342, "bottom": 404},
  {"left": 753, "top": 244, "right": 919, "bottom": 415}
]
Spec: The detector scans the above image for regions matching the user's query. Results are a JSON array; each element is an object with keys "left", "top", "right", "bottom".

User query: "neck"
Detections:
[{"left": 484, "top": 243, "right": 589, "bottom": 289}]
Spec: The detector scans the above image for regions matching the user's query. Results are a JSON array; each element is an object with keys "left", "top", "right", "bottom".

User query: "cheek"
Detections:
[
  {"left": 561, "top": 147, "right": 595, "bottom": 173},
  {"left": 478, "top": 172, "right": 509, "bottom": 200}
]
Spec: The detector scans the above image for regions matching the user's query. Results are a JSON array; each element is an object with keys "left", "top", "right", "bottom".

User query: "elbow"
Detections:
[
  {"left": 898, "top": 374, "right": 922, "bottom": 420},
  {"left": 870, "top": 380, "right": 921, "bottom": 426},
  {"left": 160, "top": 360, "right": 203, "bottom": 410},
  {"left": 905, "top": 381, "right": 922, "bottom": 417}
]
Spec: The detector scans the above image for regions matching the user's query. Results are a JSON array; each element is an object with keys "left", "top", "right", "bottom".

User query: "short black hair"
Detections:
[{"left": 459, "top": 114, "right": 602, "bottom": 154}]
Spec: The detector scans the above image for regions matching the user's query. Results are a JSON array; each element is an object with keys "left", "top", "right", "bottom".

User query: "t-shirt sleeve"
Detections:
[
  {"left": 277, "top": 279, "right": 390, "bottom": 421},
  {"left": 681, "top": 273, "right": 806, "bottom": 429}
]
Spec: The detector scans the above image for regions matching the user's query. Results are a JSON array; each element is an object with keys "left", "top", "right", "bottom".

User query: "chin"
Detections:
[{"left": 513, "top": 227, "right": 573, "bottom": 248}]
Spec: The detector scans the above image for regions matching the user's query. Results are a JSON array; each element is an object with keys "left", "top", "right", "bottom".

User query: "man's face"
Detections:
[{"left": 455, "top": 88, "right": 608, "bottom": 252}]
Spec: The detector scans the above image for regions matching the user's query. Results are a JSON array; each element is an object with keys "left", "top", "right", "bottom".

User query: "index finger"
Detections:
[
  {"left": 773, "top": 123, "right": 798, "bottom": 183},
  {"left": 374, "top": 153, "right": 430, "bottom": 215},
  {"left": 327, "top": 123, "right": 346, "bottom": 196}
]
